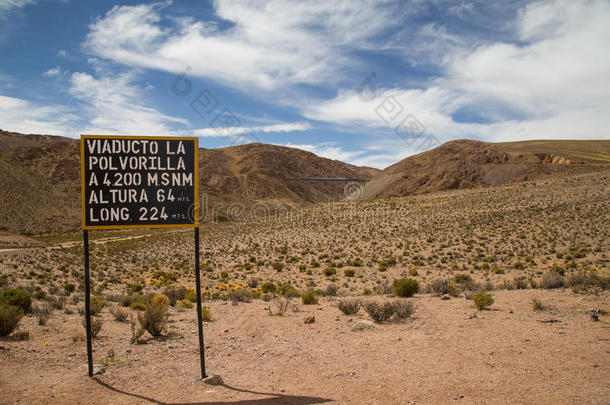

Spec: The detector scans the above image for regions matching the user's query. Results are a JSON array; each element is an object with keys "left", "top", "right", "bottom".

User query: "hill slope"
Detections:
[
  {"left": 0, "top": 130, "right": 377, "bottom": 234},
  {"left": 363, "top": 139, "right": 610, "bottom": 198}
]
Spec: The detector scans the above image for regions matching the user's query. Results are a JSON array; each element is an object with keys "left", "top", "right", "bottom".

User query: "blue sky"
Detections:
[{"left": 1, "top": 0, "right": 609, "bottom": 169}]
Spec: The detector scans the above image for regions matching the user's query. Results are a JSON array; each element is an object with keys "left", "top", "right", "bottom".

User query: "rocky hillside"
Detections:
[
  {"left": 0, "top": 130, "right": 377, "bottom": 234},
  {"left": 363, "top": 139, "right": 610, "bottom": 198}
]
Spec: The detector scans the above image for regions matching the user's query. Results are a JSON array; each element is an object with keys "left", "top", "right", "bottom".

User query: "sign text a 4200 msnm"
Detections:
[{"left": 81, "top": 135, "right": 199, "bottom": 230}]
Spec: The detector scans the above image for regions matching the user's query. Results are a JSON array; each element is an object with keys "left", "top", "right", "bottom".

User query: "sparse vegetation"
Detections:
[{"left": 532, "top": 298, "right": 544, "bottom": 311}]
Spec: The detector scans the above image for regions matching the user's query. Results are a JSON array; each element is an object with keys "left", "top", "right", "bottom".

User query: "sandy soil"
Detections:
[
  {"left": 1, "top": 170, "right": 608, "bottom": 404},
  {"left": 1, "top": 289, "right": 609, "bottom": 404}
]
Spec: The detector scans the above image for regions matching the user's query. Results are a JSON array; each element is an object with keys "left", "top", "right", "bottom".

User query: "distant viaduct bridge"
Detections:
[{"left": 286, "top": 177, "right": 368, "bottom": 201}]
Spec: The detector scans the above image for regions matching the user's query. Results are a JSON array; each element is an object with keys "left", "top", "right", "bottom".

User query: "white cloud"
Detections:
[
  {"left": 0, "top": 0, "right": 35, "bottom": 14},
  {"left": 0, "top": 94, "right": 78, "bottom": 135},
  {"left": 279, "top": 142, "right": 364, "bottom": 163},
  {"left": 302, "top": 0, "right": 610, "bottom": 155},
  {"left": 68, "top": 71, "right": 188, "bottom": 136},
  {"left": 194, "top": 121, "right": 311, "bottom": 137},
  {"left": 42, "top": 66, "right": 61, "bottom": 77},
  {"left": 57, "top": 49, "right": 67, "bottom": 58},
  {"left": 84, "top": 1, "right": 401, "bottom": 91}
]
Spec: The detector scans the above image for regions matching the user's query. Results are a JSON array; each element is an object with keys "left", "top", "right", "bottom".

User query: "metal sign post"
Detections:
[
  {"left": 80, "top": 135, "right": 204, "bottom": 378},
  {"left": 194, "top": 227, "right": 206, "bottom": 378},
  {"left": 83, "top": 229, "right": 93, "bottom": 377}
]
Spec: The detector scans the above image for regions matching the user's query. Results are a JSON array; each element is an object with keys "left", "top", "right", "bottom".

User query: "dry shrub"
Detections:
[
  {"left": 81, "top": 315, "right": 103, "bottom": 338},
  {"left": 109, "top": 305, "right": 129, "bottom": 322},
  {"left": 228, "top": 288, "right": 252, "bottom": 305},
  {"left": 391, "top": 299, "right": 416, "bottom": 320},
  {"left": 337, "top": 299, "right": 361, "bottom": 315},
  {"left": 532, "top": 298, "right": 544, "bottom": 311},
  {"left": 138, "top": 295, "right": 169, "bottom": 337},
  {"left": 268, "top": 297, "right": 290, "bottom": 316},
  {"left": 200, "top": 305, "right": 213, "bottom": 322},
  {"left": 46, "top": 295, "right": 66, "bottom": 310},
  {"left": 364, "top": 299, "right": 415, "bottom": 323},
  {"left": 428, "top": 279, "right": 449, "bottom": 296},
  {"left": 32, "top": 302, "right": 53, "bottom": 325},
  {"left": 542, "top": 271, "right": 564, "bottom": 289},
  {"left": 130, "top": 314, "right": 144, "bottom": 344},
  {"left": 162, "top": 286, "right": 187, "bottom": 306}
]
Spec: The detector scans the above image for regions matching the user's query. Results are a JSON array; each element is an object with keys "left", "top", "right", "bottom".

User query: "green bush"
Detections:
[
  {"left": 0, "top": 304, "right": 23, "bottom": 336},
  {"left": 0, "top": 288, "right": 31, "bottom": 313},
  {"left": 472, "top": 292, "right": 494, "bottom": 309},
  {"left": 323, "top": 267, "right": 337, "bottom": 277},
  {"left": 177, "top": 299, "right": 193, "bottom": 309},
  {"left": 34, "top": 290, "right": 46, "bottom": 300},
  {"left": 200, "top": 305, "right": 213, "bottom": 322},
  {"left": 447, "top": 282, "right": 461, "bottom": 297},
  {"left": 272, "top": 262, "right": 284, "bottom": 272},
  {"left": 63, "top": 283, "right": 76, "bottom": 294},
  {"left": 392, "top": 278, "right": 419, "bottom": 297},
  {"left": 277, "top": 283, "right": 299, "bottom": 298},
  {"left": 130, "top": 302, "right": 147, "bottom": 311},
  {"left": 185, "top": 289, "right": 198, "bottom": 303},
  {"left": 454, "top": 273, "right": 473, "bottom": 284},
  {"left": 301, "top": 291, "right": 318, "bottom": 305},
  {"left": 138, "top": 297, "right": 169, "bottom": 336},
  {"left": 344, "top": 269, "right": 355, "bottom": 277},
  {"left": 261, "top": 282, "right": 276, "bottom": 293},
  {"left": 128, "top": 283, "right": 144, "bottom": 293},
  {"left": 90, "top": 295, "right": 106, "bottom": 315}
]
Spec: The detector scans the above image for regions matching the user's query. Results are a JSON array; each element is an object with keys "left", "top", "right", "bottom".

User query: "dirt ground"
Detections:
[
  {"left": 1, "top": 170, "right": 608, "bottom": 404},
  {"left": 1, "top": 289, "right": 609, "bottom": 404}
]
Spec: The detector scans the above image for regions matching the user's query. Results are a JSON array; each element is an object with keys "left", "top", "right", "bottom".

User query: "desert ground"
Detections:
[{"left": 1, "top": 168, "right": 609, "bottom": 404}]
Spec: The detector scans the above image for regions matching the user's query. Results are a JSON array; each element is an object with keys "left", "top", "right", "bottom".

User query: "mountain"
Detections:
[
  {"left": 198, "top": 143, "right": 378, "bottom": 203},
  {"left": 0, "top": 130, "right": 378, "bottom": 234},
  {"left": 363, "top": 139, "right": 610, "bottom": 198}
]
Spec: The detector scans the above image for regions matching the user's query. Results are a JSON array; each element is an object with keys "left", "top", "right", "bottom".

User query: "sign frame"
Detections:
[
  {"left": 79, "top": 134, "right": 207, "bottom": 379},
  {"left": 80, "top": 134, "right": 199, "bottom": 230}
]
